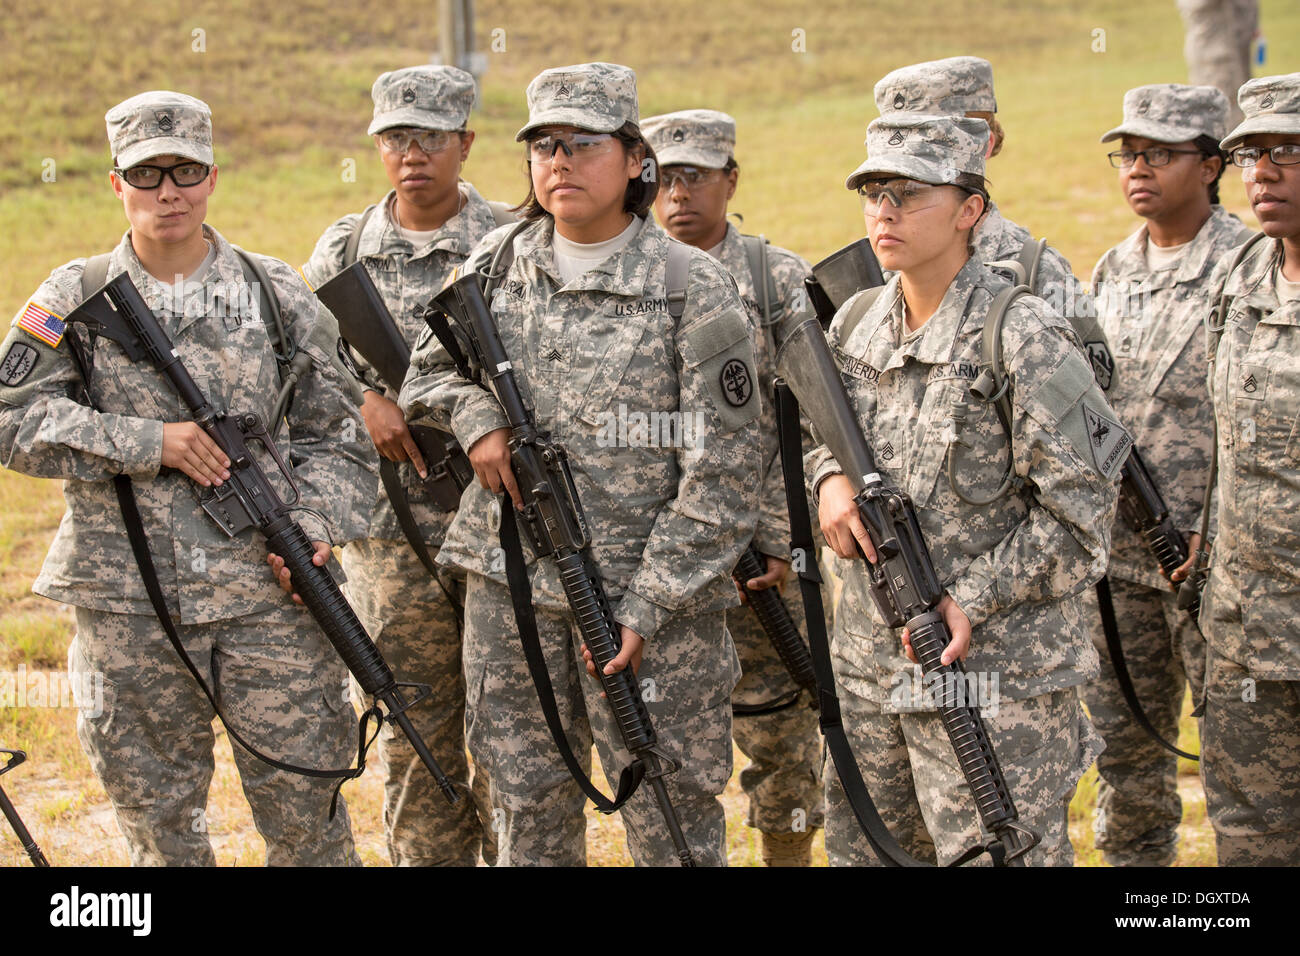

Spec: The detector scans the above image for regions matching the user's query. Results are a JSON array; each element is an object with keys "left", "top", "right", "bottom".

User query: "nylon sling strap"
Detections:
[
  {"left": 774, "top": 380, "right": 992, "bottom": 867},
  {"left": 498, "top": 500, "right": 644, "bottom": 813},
  {"left": 60, "top": 319, "right": 378, "bottom": 816},
  {"left": 342, "top": 205, "right": 463, "bottom": 619}
]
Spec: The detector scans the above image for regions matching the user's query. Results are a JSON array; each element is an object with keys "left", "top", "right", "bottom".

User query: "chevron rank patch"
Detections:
[
  {"left": 1082, "top": 401, "right": 1132, "bottom": 479},
  {"left": 0, "top": 342, "right": 39, "bottom": 386}
]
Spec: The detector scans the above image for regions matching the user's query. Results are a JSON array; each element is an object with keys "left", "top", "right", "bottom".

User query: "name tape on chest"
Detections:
[{"left": 834, "top": 347, "right": 881, "bottom": 384}]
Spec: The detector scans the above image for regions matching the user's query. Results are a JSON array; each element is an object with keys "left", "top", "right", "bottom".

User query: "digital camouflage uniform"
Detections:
[
  {"left": 642, "top": 110, "right": 824, "bottom": 857},
  {"left": 812, "top": 115, "right": 1115, "bottom": 867},
  {"left": 303, "top": 65, "right": 499, "bottom": 867},
  {"left": 1082, "top": 84, "right": 1251, "bottom": 866},
  {"left": 0, "top": 168, "right": 373, "bottom": 865},
  {"left": 1178, "top": 0, "right": 1258, "bottom": 128},
  {"left": 1198, "top": 75, "right": 1300, "bottom": 864}
]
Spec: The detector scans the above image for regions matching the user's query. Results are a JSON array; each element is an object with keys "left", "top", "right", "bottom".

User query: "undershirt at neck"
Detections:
[
  {"left": 552, "top": 216, "right": 641, "bottom": 284},
  {"left": 155, "top": 240, "right": 217, "bottom": 297},
  {"left": 1145, "top": 236, "right": 1190, "bottom": 272},
  {"left": 1277, "top": 264, "right": 1300, "bottom": 304}
]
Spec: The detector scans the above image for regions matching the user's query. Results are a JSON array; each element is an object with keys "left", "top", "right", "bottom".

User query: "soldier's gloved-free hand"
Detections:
[
  {"left": 360, "top": 390, "right": 428, "bottom": 478},
  {"left": 468, "top": 427, "right": 522, "bottom": 509},
  {"left": 161, "top": 421, "right": 230, "bottom": 487},
  {"left": 736, "top": 554, "right": 791, "bottom": 603},
  {"left": 581, "top": 625, "right": 644, "bottom": 698},
  {"left": 901, "top": 594, "right": 971, "bottom": 666},
  {"left": 267, "top": 541, "right": 332, "bottom": 606},
  {"left": 817, "top": 474, "right": 878, "bottom": 563},
  {"left": 1169, "top": 532, "right": 1204, "bottom": 585}
]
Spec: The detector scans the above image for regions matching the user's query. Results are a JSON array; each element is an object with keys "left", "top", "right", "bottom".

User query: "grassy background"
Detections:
[{"left": 3, "top": 0, "right": 1295, "bottom": 866}]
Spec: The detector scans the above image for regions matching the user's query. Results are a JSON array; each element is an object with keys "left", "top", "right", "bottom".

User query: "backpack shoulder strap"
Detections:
[
  {"left": 1017, "top": 237, "right": 1047, "bottom": 291},
  {"left": 665, "top": 239, "right": 692, "bottom": 324},
  {"left": 975, "top": 284, "right": 1032, "bottom": 436},
  {"left": 740, "top": 234, "right": 780, "bottom": 326},
  {"left": 480, "top": 219, "right": 534, "bottom": 301},
  {"left": 80, "top": 253, "right": 113, "bottom": 301},
  {"left": 343, "top": 204, "right": 378, "bottom": 269},
  {"left": 838, "top": 286, "right": 887, "bottom": 343}
]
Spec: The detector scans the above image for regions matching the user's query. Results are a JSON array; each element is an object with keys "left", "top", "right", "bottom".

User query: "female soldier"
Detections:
[
  {"left": 1085, "top": 83, "right": 1250, "bottom": 868},
  {"left": 812, "top": 113, "right": 1118, "bottom": 866},
  {"left": 400, "top": 62, "right": 762, "bottom": 866}
]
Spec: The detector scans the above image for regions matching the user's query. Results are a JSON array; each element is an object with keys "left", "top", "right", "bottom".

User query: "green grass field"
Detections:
[{"left": 2, "top": 0, "right": 1295, "bottom": 866}]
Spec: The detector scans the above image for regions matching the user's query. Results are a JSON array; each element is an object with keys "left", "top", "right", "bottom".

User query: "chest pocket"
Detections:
[
  {"left": 680, "top": 306, "right": 761, "bottom": 434},
  {"left": 574, "top": 309, "right": 652, "bottom": 428},
  {"left": 920, "top": 379, "right": 1006, "bottom": 510}
]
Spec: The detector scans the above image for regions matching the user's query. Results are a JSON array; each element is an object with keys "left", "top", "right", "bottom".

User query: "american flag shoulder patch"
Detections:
[{"left": 18, "top": 300, "right": 66, "bottom": 348}]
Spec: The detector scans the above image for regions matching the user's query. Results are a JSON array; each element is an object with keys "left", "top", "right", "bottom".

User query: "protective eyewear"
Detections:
[
  {"left": 856, "top": 179, "right": 949, "bottom": 217},
  {"left": 662, "top": 166, "right": 724, "bottom": 191},
  {"left": 114, "top": 161, "right": 211, "bottom": 189},
  {"left": 527, "top": 131, "right": 617, "bottom": 165},
  {"left": 378, "top": 128, "right": 459, "bottom": 154}
]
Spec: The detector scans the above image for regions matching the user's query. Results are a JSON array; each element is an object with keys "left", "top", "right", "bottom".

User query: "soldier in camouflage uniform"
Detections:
[
  {"left": 810, "top": 114, "right": 1116, "bottom": 866},
  {"left": 1178, "top": 0, "right": 1258, "bottom": 128},
  {"left": 401, "top": 63, "right": 762, "bottom": 866},
  {"left": 0, "top": 92, "right": 373, "bottom": 865},
  {"left": 874, "top": 57, "right": 1097, "bottom": 340},
  {"left": 302, "top": 65, "right": 498, "bottom": 867},
  {"left": 1200, "top": 72, "right": 1300, "bottom": 866},
  {"left": 1084, "top": 83, "right": 1252, "bottom": 867},
  {"left": 641, "top": 109, "right": 823, "bottom": 866}
]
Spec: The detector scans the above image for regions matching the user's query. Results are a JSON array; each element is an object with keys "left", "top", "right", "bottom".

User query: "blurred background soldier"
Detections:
[
  {"left": 1178, "top": 0, "right": 1260, "bottom": 128},
  {"left": 0, "top": 91, "right": 372, "bottom": 866},
  {"left": 1086, "top": 83, "right": 1250, "bottom": 866},
  {"left": 303, "top": 66, "right": 502, "bottom": 866},
  {"left": 643, "top": 109, "right": 824, "bottom": 866},
  {"left": 1200, "top": 71, "right": 1300, "bottom": 866}
]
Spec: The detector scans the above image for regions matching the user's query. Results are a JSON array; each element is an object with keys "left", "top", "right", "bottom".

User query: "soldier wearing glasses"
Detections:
[
  {"left": 1083, "top": 84, "right": 1251, "bottom": 868},
  {"left": 301, "top": 66, "right": 501, "bottom": 867},
  {"left": 1199, "top": 72, "right": 1300, "bottom": 866},
  {"left": 0, "top": 91, "right": 372, "bottom": 865},
  {"left": 641, "top": 109, "right": 824, "bottom": 867}
]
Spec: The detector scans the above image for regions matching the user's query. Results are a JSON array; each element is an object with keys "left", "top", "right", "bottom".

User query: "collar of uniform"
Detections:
[
  {"left": 518, "top": 213, "right": 667, "bottom": 297},
  {"left": 713, "top": 222, "right": 754, "bottom": 298},
  {"left": 972, "top": 199, "right": 1011, "bottom": 263},
  {"left": 115, "top": 224, "right": 249, "bottom": 338},
  {"left": 895, "top": 255, "right": 987, "bottom": 367},
  {"left": 1225, "top": 235, "right": 1284, "bottom": 313},
  {"left": 359, "top": 183, "right": 495, "bottom": 261},
  {"left": 1111, "top": 205, "right": 1247, "bottom": 291}
]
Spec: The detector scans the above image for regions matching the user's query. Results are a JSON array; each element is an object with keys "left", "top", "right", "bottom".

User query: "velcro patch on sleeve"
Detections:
[
  {"left": 1081, "top": 401, "right": 1132, "bottom": 479},
  {"left": 0, "top": 341, "right": 39, "bottom": 386}
]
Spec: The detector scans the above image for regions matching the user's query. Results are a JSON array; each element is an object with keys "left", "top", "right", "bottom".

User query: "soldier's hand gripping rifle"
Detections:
[
  {"left": 732, "top": 546, "right": 818, "bottom": 707},
  {"left": 0, "top": 750, "right": 49, "bottom": 867},
  {"left": 775, "top": 305, "right": 1039, "bottom": 866},
  {"left": 315, "top": 263, "right": 474, "bottom": 514},
  {"left": 1118, "top": 445, "right": 1201, "bottom": 618},
  {"left": 422, "top": 272, "right": 696, "bottom": 866},
  {"left": 65, "top": 273, "right": 458, "bottom": 804}
]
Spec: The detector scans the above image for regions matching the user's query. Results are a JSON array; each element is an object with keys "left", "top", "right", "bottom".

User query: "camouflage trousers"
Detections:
[
  {"left": 69, "top": 604, "right": 359, "bottom": 866},
  {"left": 342, "top": 538, "right": 489, "bottom": 866},
  {"left": 1081, "top": 577, "right": 1205, "bottom": 866},
  {"left": 1201, "top": 647, "right": 1300, "bottom": 865},
  {"left": 728, "top": 577, "right": 824, "bottom": 835},
  {"left": 462, "top": 572, "right": 740, "bottom": 866},
  {"left": 824, "top": 681, "right": 1102, "bottom": 867}
]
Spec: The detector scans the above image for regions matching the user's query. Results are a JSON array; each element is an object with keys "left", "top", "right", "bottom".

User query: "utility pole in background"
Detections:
[{"left": 437, "top": 0, "right": 487, "bottom": 97}]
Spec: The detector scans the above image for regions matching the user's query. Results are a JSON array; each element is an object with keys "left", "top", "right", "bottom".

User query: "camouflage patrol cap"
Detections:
[
  {"left": 368, "top": 65, "right": 475, "bottom": 134},
  {"left": 845, "top": 114, "right": 989, "bottom": 191},
  {"left": 105, "top": 91, "right": 213, "bottom": 170},
  {"left": 641, "top": 110, "right": 736, "bottom": 168},
  {"left": 874, "top": 57, "right": 997, "bottom": 117},
  {"left": 1221, "top": 72, "right": 1300, "bottom": 151},
  {"left": 1100, "top": 84, "right": 1229, "bottom": 144},
  {"left": 515, "top": 62, "right": 639, "bottom": 141}
]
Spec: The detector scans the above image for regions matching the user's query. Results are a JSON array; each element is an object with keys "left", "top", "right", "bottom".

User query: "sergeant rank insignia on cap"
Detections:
[{"left": 18, "top": 301, "right": 65, "bottom": 349}]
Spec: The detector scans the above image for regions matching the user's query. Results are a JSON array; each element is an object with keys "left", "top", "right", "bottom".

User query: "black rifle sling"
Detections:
[
  {"left": 483, "top": 230, "right": 691, "bottom": 813},
  {"left": 343, "top": 206, "right": 463, "bottom": 617},
  {"left": 1095, "top": 576, "right": 1198, "bottom": 761},
  {"left": 60, "top": 318, "right": 378, "bottom": 812},
  {"left": 498, "top": 503, "right": 643, "bottom": 812}
]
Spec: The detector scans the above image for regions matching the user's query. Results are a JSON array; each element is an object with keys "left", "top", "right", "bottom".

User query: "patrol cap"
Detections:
[
  {"left": 1100, "top": 84, "right": 1229, "bottom": 144},
  {"left": 1221, "top": 72, "right": 1300, "bottom": 151},
  {"left": 515, "top": 62, "right": 639, "bottom": 141},
  {"left": 368, "top": 65, "right": 476, "bottom": 134},
  {"left": 641, "top": 110, "right": 736, "bottom": 168},
  {"left": 845, "top": 114, "right": 989, "bottom": 191},
  {"left": 874, "top": 56, "right": 997, "bottom": 117},
  {"left": 105, "top": 91, "right": 213, "bottom": 170}
]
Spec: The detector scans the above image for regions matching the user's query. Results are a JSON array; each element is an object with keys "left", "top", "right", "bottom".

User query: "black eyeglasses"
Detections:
[
  {"left": 1107, "top": 148, "right": 1203, "bottom": 169},
  {"left": 1230, "top": 143, "right": 1300, "bottom": 167},
  {"left": 115, "top": 161, "right": 211, "bottom": 189}
]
